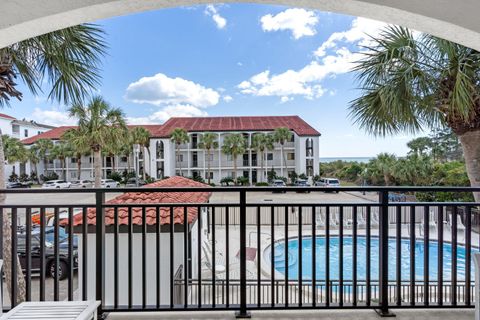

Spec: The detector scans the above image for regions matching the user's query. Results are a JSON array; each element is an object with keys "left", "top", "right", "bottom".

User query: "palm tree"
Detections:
[
  {"left": 170, "top": 128, "right": 190, "bottom": 176},
  {"left": 2, "top": 135, "right": 28, "bottom": 175},
  {"left": 370, "top": 153, "right": 397, "bottom": 186},
  {"left": 26, "top": 145, "right": 40, "bottom": 183},
  {"left": 198, "top": 132, "right": 218, "bottom": 184},
  {"left": 350, "top": 26, "right": 480, "bottom": 201},
  {"left": 62, "top": 129, "right": 90, "bottom": 181},
  {"left": 221, "top": 133, "right": 247, "bottom": 184},
  {"left": 251, "top": 133, "right": 274, "bottom": 182},
  {"left": 273, "top": 127, "right": 292, "bottom": 178},
  {"left": 131, "top": 127, "right": 151, "bottom": 179},
  {"left": 50, "top": 142, "right": 73, "bottom": 181},
  {"left": 0, "top": 24, "right": 105, "bottom": 305},
  {"left": 68, "top": 96, "right": 127, "bottom": 188},
  {"left": 35, "top": 138, "right": 54, "bottom": 179}
]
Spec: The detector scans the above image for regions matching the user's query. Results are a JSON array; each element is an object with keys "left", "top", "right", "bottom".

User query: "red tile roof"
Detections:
[
  {"left": 22, "top": 116, "right": 320, "bottom": 144},
  {"left": 21, "top": 125, "right": 160, "bottom": 145},
  {"left": 66, "top": 176, "right": 211, "bottom": 227},
  {"left": 0, "top": 113, "right": 16, "bottom": 120},
  {"left": 153, "top": 116, "right": 320, "bottom": 137}
]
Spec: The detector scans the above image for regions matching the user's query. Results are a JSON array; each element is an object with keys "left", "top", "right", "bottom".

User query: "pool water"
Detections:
[{"left": 268, "top": 236, "right": 477, "bottom": 281}]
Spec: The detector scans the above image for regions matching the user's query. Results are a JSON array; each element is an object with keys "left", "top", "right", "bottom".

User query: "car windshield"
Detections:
[
  {"left": 297, "top": 181, "right": 307, "bottom": 185},
  {"left": 45, "top": 228, "right": 68, "bottom": 243},
  {"left": 329, "top": 179, "right": 339, "bottom": 184},
  {"left": 274, "top": 181, "right": 284, "bottom": 186}
]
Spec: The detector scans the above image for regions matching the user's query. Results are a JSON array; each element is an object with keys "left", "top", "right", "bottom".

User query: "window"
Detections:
[
  {"left": 205, "top": 172, "right": 213, "bottom": 179},
  {"left": 48, "top": 159, "right": 54, "bottom": 164},
  {"left": 24, "top": 129, "right": 28, "bottom": 137},
  {"left": 266, "top": 153, "right": 273, "bottom": 161},
  {"left": 37, "top": 131, "right": 41, "bottom": 135},
  {"left": 89, "top": 157, "right": 93, "bottom": 163},
  {"left": 70, "top": 172, "right": 76, "bottom": 178},
  {"left": 289, "top": 134, "right": 295, "bottom": 142},
  {"left": 191, "top": 134, "right": 198, "bottom": 149},
  {"left": 306, "top": 138, "right": 314, "bottom": 157},
  {"left": 121, "top": 156, "right": 128, "bottom": 162},
  {"left": 12, "top": 125, "right": 19, "bottom": 134},
  {"left": 287, "top": 153, "right": 295, "bottom": 160},
  {"left": 306, "top": 159, "right": 314, "bottom": 177},
  {"left": 177, "top": 154, "right": 183, "bottom": 162},
  {"left": 156, "top": 141, "right": 164, "bottom": 159},
  {"left": 71, "top": 158, "right": 77, "bottom": 164}
]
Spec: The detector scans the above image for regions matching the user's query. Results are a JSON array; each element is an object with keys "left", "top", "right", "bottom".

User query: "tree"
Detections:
[
  {"left": 170, "top": 128, "right": 189, "bottom": 176},
  {"left": 35, "top": 138, "right": 54, "bottom": 179},
  {"left": 350, "top": 26, "right": 480, "bottom": 201},
  {"left": 2, "top": 135, "right": 28, "bottom": 173},
  {"left": 50, "top": 142, "right": 73, "bottom": 180},
  {"left": 198, "top": 132, "right": 218, "bottom": 184},
  {"left": 62, "top": 129, "right": 90, "bottom": 181},
  {"left": 273, "top": 127, "right": 292, "bottom": 177},
  {"left": 26, "top": 145, "right": 40, "bottom": 183},
  {"left": 407, "top": 137, "right": 433, "bottom": 156},
  {"left": 251, "top": 133, "right": 274, "bottom": 182},
  {"left": 68, "top": 96, "right": 127, "bottom": 188},
  {"left": 221, "top": 133, "right": 247, "bottom": 185},
  {"left": 369, "top": 153, "right": 397, "bottom": 186},
  {"left": 131, "top": 127, "right": 151, "bottom": 179},
  {"left": 0, "top": 23, "right": 106, "bottom": 305},
  {"left": 120, "top": 132, "right": 134, "bottom": 173}
]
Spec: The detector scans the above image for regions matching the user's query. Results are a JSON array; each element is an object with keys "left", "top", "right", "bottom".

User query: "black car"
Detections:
[
  {"left": 17, "top": 226, "right": 78, "bottom": 280},
  {"left": 7, "top": 182, "right": 31, "bottom": 189}
]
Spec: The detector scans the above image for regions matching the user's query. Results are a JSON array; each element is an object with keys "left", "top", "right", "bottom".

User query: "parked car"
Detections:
[
  {"left": 41, "top": 180, "right": 71, "bottom": 189},
  {"left": 6, "top": 182, "right": 31, "bottom": 189},
  {"left": 70, "top": 179, "right": 94, "bottom": 188},
  {"left": 294, "top": 179, "right": 310, "bottom": 193},
  {"left": 17, "top": 226, "right": 78, "bottom": 280},
  {"left": 125, "top": 178, "right": 147, "bottom": 187},
  {"left": 101, "top": 179, "right": 120, "bottom": 188},
  {"left": 315, "top": 178, "right": 340, "bottom": 193},
  {"left": 271, "top": 179, "right": 286, "bottom": 193}
]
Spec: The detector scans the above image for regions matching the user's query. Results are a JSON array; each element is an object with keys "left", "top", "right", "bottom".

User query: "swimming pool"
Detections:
[{"left": 267, "top": 236, "right": 477, "bottom": 281}]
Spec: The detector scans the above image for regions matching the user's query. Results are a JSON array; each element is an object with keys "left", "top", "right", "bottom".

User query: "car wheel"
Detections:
[
  {"left": 106, "top": 185, "right": 110, "bottom": 188},
  {"left": 48, "top": 260, "right": 68, "bottom": 280},
  {"left": 56, "top": 186, "right": 60, "bottom": 189}
]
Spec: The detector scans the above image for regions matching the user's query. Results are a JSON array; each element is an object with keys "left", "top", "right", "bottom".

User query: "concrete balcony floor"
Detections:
[{"left": 107, "top": 309, "right": 474, "bottom": 320}]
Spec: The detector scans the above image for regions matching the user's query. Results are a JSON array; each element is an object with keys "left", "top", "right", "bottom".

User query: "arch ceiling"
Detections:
[{"left": 1, "top": 0, "right": 480, "bottom": 50}]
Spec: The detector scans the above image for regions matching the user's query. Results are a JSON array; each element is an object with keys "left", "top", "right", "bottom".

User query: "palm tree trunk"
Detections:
[
  {"left": 77, "top": 154, "right": 82, "bottom": 179},
  {"left": 261, "top": 150, "right": 265, "bottom": 183},
  {"left": 459, "top": 130, "right": 480, "bottom": 202},
  {"left": 0, "top": 133, "right": 26, "bottom": 305},
  {"left": 233, "top": 155, "right": 238, "bottom": 185},
  {"left": 281, "top": 144, "right": 285, "bottom": 177},
  {"left": 94, "top": 148, "right": 102, "bottom": 188},
  {"left": 207, "top": 149, "right": 211, "bottom": 185},
  {"left": 43, "top": 158, "right": 48, "bottom": 179},
  {"left": 61, "top": 158, "right": 66, "bottom": 181},
  {"left": 177, "top": 145, "right": 182, "bottom": 176},
  {"left": 126, "top": 154, "right": 131, "bottom": 172},
  {"left": 33, "top": 162, "right": 39, "bottom": 184}
]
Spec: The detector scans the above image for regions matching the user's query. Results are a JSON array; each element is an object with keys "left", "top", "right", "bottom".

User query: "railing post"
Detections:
[
  {"left": 96, "top": 191, "right": 106, "bottom": 319},
  {"left": 236, "top": 189, "right": 251, "bottom": 318},
  {"left": 375, "top": 190, "right": 395, "bottom": 317}
]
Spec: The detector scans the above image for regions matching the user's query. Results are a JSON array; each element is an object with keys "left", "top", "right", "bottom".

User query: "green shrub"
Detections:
[
  {"left": 8, "top": 172, "right": 18, "bottom": 182},
  {"left": 107, "top": 171, "right": 123, "bottom": 183},
  {"left": 220, "top": 177, "right": 234, "bottom": 186},
  {"left": 40, "top": 172, "right": 59, "bottom": 182},
  {"left": 237, "top": 176, "right": 250, "bottom": 186}
]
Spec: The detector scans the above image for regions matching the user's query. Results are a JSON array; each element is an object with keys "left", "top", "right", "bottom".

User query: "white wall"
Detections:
[{"left": 78, "top": 231, "right": 187, "bottom": 307}]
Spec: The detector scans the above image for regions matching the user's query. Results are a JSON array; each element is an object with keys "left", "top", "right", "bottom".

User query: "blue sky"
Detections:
[{"left": 7, "top": 3, "right": 420, "bottom": 157}]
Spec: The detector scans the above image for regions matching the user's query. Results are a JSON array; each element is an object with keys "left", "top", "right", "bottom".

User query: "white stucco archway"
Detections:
[{"left": 1, "top": 0, "right": 480, "bottom": 50}]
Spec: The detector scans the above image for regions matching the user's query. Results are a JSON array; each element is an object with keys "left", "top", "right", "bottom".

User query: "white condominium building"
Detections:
[{"left": 21, "top": 116, "right": 320, "bottom": 184}]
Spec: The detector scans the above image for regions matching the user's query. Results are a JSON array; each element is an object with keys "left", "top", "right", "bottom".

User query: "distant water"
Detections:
[{"left": 320, "top": 157, "right": 373, "bottom": 163}]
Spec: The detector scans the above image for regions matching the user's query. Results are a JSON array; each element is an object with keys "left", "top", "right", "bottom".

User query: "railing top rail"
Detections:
[{"left": 1, "top": 185, "right": 480, "bottom": 193}]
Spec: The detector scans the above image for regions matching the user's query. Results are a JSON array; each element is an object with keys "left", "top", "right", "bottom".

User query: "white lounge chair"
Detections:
[
  {"left": 371, "top": 210, "right": 380, "bottom": 227},
  {"left": 448, "top": 212, "right": 466, "bottom": 241},
  {"left": 0, "top": 301, "right": 100, "bottom": 320},
  {"left": 330, "top": 210, "right": 340, "bottom": 228},
  {"left": 357, "top": 209, "right": 367, "bottom": 229},
  {"left": 201, "top": 239, "right": 226, "bottom": 278},
  {"left": 420, "top": 209, "right": 438, "bottom": 236},
  {"left": 315, "top": 208, "right": 326, "bottom": 228}
]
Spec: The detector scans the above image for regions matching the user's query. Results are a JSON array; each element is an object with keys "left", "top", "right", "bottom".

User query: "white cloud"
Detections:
[
  {"left": 237, "top": 48, "right": 354, "bottom": 101},
  {"left": 260, "top": 8, "right": 318, "bottom": 39},
  {"left": 223, "top": 95, "right": 233, "bottom": 102},
  {"left": 32, "top": 107, "right": 76, "bottom": 126},
  {"left": 125, "top": 73, "right": 220, "bottom": 108},
  {"left": 238, "top": 17, "right": 388, "bottom": 102},
  {"left": 314, "top": 17, "right": 386, "bottom": 57},
  {"left": 127, "top": 104, "right": 207, "bottom": 125},
  {"left": 205, "top": 5, "right": 227, "bottom": 29}
]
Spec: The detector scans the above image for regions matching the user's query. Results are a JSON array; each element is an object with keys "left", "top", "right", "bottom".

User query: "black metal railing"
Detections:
[{"left": 0, "top": 186, "right": 479, "bottom": 318}]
